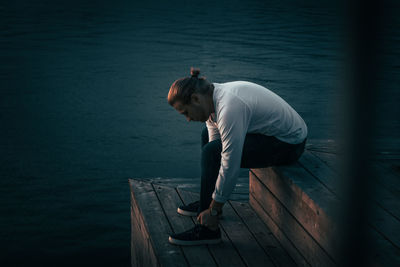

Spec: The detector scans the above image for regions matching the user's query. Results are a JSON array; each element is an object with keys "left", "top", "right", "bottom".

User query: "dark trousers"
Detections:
[{"left": 199, "top": 127, "right": 306, "bottom": 213}]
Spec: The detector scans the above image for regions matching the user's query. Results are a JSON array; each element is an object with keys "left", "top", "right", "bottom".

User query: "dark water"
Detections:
[{"left": 1, "top": 0, "right": 398, "bottom": 266}]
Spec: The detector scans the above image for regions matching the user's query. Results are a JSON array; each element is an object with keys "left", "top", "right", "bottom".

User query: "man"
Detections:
[{"left": 167, "top": 68, "right": 307, "bottom": 245}]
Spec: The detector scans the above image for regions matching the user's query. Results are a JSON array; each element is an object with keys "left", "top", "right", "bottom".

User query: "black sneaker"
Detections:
[
  {"left": 177, "top": 201, "right": 200, "bottom": 217},
  {"left": 168, "top": 224, "right": 221, "bottom": 246}
]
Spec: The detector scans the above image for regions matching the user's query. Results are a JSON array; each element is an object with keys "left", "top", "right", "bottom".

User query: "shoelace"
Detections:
[
  {"left": 191, "top": 224, "right": 204, "bottom": 237},
  {"left": 193, "top": 224, "right": 203, "bottom": 231}
]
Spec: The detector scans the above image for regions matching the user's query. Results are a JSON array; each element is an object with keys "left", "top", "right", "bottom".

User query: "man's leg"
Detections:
[
  {"left": 169, "top": 129, "right": 306, "bottom": 246},
  {"left": 198, "top": 128, "right": 306, "bottom": 214},
  {"left": 169, "top": 127, "right": 223, "bottom": 245},
  {"left": 240, "top": 133, "right": 306, "bottom": 168},
  {"left": 201, "top": 126, "right": 209, "bottom": 148},
  {"left": 199, "top": 127, "right": 222, "bottom": 213}
]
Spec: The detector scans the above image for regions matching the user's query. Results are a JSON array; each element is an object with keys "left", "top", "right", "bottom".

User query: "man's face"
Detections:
[{"left": 173, "top": 99, "right": 209, "bottom": 122}]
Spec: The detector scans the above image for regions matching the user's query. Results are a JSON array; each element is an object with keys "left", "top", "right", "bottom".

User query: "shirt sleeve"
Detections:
[
  {"left": 212, "top": 97, "right": 251, "bottom": 203},
  {"left": 206, "top": 118, "right": 220, "bottom": 142}
]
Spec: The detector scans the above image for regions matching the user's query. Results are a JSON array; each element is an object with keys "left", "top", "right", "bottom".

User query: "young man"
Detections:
[{"left": 167, "top": 68, "right": 307, "bottom": 245}]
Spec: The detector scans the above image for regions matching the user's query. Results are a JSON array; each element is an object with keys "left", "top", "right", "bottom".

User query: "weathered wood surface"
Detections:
[
  {"left": 129, "top": 179, "right": 187, "bottom": 267},
  {"left": 249, "top": 194, "right": 309, "bottom": 267},
  {"left": 302, "top": 151, "right": 400, "bottom": 263},
  {"left": 250, "top": 144, "right": 400, "bottom": 266},
  {"left": 306, "top": 138, "right": 400, "bottom": 160},
  {"left": 250, "top": 171, "right": 336, "bottom": 267},
  {"left": 302, "top": 150, "right": 400, "bottom": 250},
  {"left": 230, "top": 200, "right": 298, "bottom": 267},
  {"left": 251, "top": 163, "right": 340, "bottom": 261},
  {"left": 130, "top": 140, "right": 400, "bottom": 266},
  {"left": 177, "top": 188, "right": 246, "bottom": 267},
  {"left": 154, "top": 184, "right": 216, "bottom": 266},
  {"left": 217, "top": 195, "right": 276, "bottom": 266},
  {"left": 130, "top": 179, "right": 295, "bottom": 267}
]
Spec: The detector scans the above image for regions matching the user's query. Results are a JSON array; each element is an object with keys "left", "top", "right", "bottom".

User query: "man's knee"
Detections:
[{"left": 201, "top": 140, "right": 222, "bottom": 160}]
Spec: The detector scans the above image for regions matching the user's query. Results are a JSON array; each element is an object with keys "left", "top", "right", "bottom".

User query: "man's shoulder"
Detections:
[
  {"left": 216, "top": 81, "right": 269, "bottom": 98},
  {"left": 216, "top": 80, "right": 257, "bottom": 89}
]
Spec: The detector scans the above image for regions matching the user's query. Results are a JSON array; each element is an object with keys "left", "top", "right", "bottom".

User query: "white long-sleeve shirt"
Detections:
[{"left": 207, "top": 81, "right": 308, "bottom": 203}]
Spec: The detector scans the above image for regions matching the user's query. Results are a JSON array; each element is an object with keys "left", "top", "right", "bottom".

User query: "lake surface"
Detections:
[{"left": 1, "top": 0, "right": 398, "bottom": 266}]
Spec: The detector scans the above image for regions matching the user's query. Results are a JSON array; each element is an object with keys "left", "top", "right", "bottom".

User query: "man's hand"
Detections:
[
  {"left": 197, "top": 208, "right": 219, "bottom": 230},
  {"left": 197, "top": 200, "right": 224, "bottom": 231}
]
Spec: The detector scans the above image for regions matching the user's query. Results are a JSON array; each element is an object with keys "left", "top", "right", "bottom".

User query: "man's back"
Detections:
[{"left": 211, "top": 81, "right": 308, "bottom": 144}]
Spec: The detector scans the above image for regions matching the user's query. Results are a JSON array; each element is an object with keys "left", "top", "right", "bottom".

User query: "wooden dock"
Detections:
[
  {"left": 129, "top": 143, "right": 400, "bottom": 266},
  {"left": 129, "top": 179, "right": 296, "bottom": 267}
]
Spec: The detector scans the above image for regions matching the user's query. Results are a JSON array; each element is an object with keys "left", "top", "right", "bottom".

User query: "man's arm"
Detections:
[
  {"left": 212, "top": 97, "right": 251, "bottom": 203},
  {"left": 197, "top": 97, "right": 250, "bottom": 229}
]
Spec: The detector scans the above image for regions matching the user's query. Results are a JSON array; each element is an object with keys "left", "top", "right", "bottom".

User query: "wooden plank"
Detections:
[
  {"left": 368, "top": 162, "right": 400, "bottom": 221},
  {"left": 311, "top": 150, "right": 400, "bottom": 197},
  {"left": 249, "top": 194, "right": 309, "bottom": 267},
  {"left": 298, "top": 151, "right": 341, "bottom": 196},
  {"left": 365, "top": 167, "right": 400, "bottom": 231},
  {"left": 369, "top": 203, "right": 400, "bottom": 249},
  {"left": 250, "top": 165, "right": 341, "bottom": 261},
  {"left": 368, "top": 225, "right": 400, "bottom": 266},
  {"left": 306, "top": 139, "right": 338, "bottom": 154},
  {"left": 374, "top": 188, "right": 400, "bottom": 221},
  {"left": 229, "top": 200, "right": 298, "bottom": 267},
  {"left": 249, "top": 172, "right": 336, "bottom": 266},
  {"left": 301, "top": 150, "right": 399, "bottom": 215},
  {"left": 308, "top": 151, "right": 339, "bottom": 171},
  {"left": 219, "top": 200, "right": 276, "bottom": 266},
  {"left": 130, "top": 206, "right": 158, "bottom": 267},
  {"left": 259, "top": 163, "right": 340, "bottom": 218},
  {"left": 153, "top": 184, "right": 217, "bottom": 266},
  {"left": 293, "top": 151, "right": 400, "bottom": 264},
  {"left": 130, "top": 182, "right": 160, "bottom": 267},
  {"left": 299, "top": 153, "right": 400, "bottom": 249},
  {"left": 129, "top": 179, "right": 188, "bottom": 267},
  {"left": 176, "top": 188, "right": 246, "bottom": 267},
  {"left": 309, "top": 151, "right": 400, "bottom": 221}
]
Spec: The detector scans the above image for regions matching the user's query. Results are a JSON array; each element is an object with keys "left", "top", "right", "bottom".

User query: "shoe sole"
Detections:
[
  {"left": 177, "top": 207, "right": 198, "bottom": 217},
  {"left": 177, "top": 207, "right": 223, "bottom": 219},
  {"left": 168, "top": 236, "right": 221, "bottom": 246}
]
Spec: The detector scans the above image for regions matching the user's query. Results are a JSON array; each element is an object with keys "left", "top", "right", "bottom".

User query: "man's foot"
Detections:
[
  {"left": 177, "top": 201, "right": 200, "bottom": 217},
  {"left": 168, "top": 224, "right": 221, "bottom": 246}
]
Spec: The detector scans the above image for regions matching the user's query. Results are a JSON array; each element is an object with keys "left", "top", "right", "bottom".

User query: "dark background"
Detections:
[{"left": 1, "top": 0, "right": 398, "bottom": 266}]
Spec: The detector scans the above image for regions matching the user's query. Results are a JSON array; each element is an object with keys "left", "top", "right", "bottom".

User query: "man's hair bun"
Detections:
[
  {"left": 190, "top": 67, "right": 200, "bottom": 78},
  {"left": 167, "top": 67, "right": 213, "bottom": 106}
]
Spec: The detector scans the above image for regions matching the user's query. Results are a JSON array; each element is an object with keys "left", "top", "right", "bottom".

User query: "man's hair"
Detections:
[{"left": 167, "top": 67, "right": 214, "bottom": 106}]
